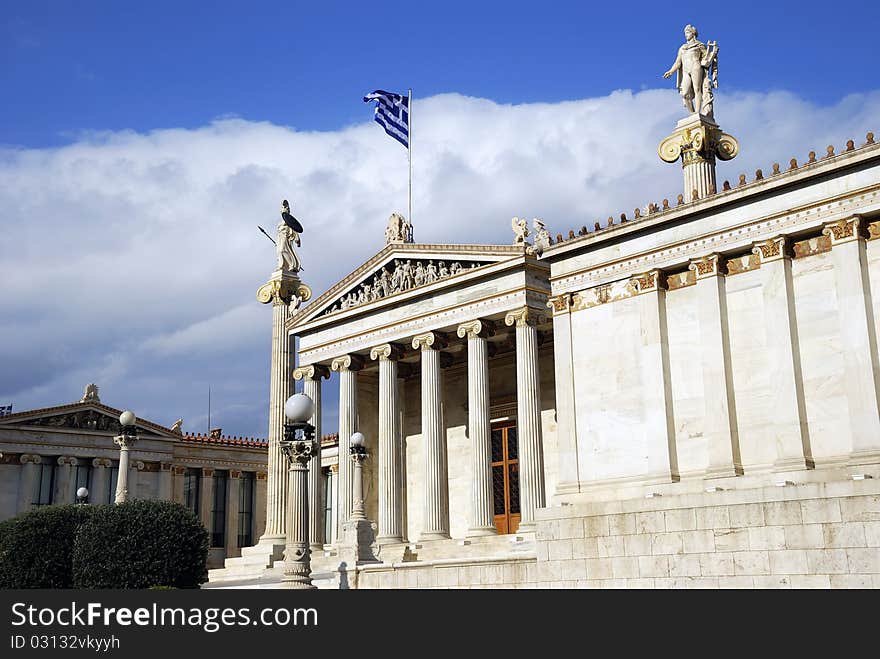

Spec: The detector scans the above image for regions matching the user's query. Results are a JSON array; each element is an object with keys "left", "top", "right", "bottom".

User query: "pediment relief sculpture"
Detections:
[{"left": 23, "top": 410, "right": 158, "bottom": 436}]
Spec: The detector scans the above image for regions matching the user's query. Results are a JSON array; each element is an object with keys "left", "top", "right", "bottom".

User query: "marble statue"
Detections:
[
  {"left": 80, "top": 383, "right": 100, "bottom": 403},
  {"left": 385, "top": 212, "right": 413, "bottom": 244},
  {"left": 533, "top": 218, "right": 551, "bottom": 257},
  {"left": 277, "top": 200, "right": 303, "bottom": 273},
  {"left": 512, "top": 217, "right": 530, "bottom": 245},
  {"left": 663, "top": 24, "right": 719, "bottom": 117},
  {"left": 170, "top": 418, "right": 183, "bottom": 434}
]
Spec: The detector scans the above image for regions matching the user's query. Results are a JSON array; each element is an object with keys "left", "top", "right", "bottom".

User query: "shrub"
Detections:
[
  {"left": 72, "top": 500, "right": 208, "bottom": 589},
  {"left": 0, "top": 505, "right": 96, "bottom": 588}
]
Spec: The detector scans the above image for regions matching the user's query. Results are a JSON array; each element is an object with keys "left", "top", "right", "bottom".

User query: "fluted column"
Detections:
[
  {"left": 16, "top": 454, "right": 41, "bottom": 513},
  {"left": 260, "top": 285, "right": 294, "bottom": 545},
  {"left": 457, "top": 320, "right": 497, "bottom": 536},
  {"left": 54, "top": 456, "right": 76, "bottom": 504},
  {"left": 281, "top": 436, "right": 318, "bottom": 589},
  {"left": 823, "top": 217, "right": 880, "bottom": 462},
  {"left": 413, "top": 331, "right": 450, "bottom": 540},
  {"left": 752, "top": 236, "right": 813, "bottom": 470},
  {"left": 689, "top": 254, "right": 743, "bottom": 478},
  {"left": 505, "top": 308, "right": 546, "bottom": 533},
  {"left": 370, "top": 343, "right": 406, "bottom": 543},
  {"left": 293, "top": 363, "right": 330, "bottom": 552},
  {"left": 331, "top": 354, "right": 363, "bottom": 533},
  {"left": 90, "top": 458, "right": 112, "bottom": 504}
]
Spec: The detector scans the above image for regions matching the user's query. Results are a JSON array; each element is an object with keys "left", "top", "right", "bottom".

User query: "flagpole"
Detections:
[{"left": 408, "top": 88, "right": 413, "bottom": 238}]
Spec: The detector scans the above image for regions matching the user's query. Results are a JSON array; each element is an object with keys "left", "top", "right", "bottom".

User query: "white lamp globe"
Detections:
[
  {"left": 350, "top": 431, "right": 365, "bottom": 447},
  {"left": 119, "top": 410, "right": 136, "bottom": 427},
  {"left": 284, "top": 394, "right": 314, "bottom": 423},
  {"left": 76, "top": 487, "right": 89, "bottom": 499}
]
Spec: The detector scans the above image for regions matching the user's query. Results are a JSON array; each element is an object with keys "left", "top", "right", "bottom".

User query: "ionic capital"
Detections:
[
  {"left": 230, "top": 470, "right": 242, "bottom": 479},
  {"left": 203, "top": 467, "right": 215, "bottom": 478},
  {"left": 752, "top": 236, "right": 791, "bottom": 263},
  {"left": 412, "top": 331, "right": 448, "bottom": 351},
  {"left": 504, "top": 307, "right": 545, "bottom": 328},
  {"left": 628, "top": 270, "right": 666, "bottom": 295},
  {"left": 330, "top": 354, "right": 365, "bottom": 372},
  {"left": 159, "top": 462, "right": 173, "bottom": 472},
  {"left": 293, "top": 364, "right": 331, "bottom": 381},
  {"left": 57, "top": 456, "right": 78, "bottom": 466},
  {"left": 370, "top": 343, "right": 404, "bottom": 361},
  {"left": 19, "top": 454, "right": 42, "bottom": 465},
  {"left": 173, "top": 466, "right": 187, "bottom": 476},
  {"left": 132, "top": 460, "right": 146, "bottom": 472},
  {"left": 547, "top": 294, "right": 572, "bottom": 315},
  {"left": 688, "top": 253, "right": 725, "bottom": 279},
  {"left": 257, "top": 276, "right": 311, "bottom": 307},
  {"left": 822, "top": 216, "right": 863, "bottom": 246},
  {"left": 456, "top": 319, "right": 496, "bottom": 340}
]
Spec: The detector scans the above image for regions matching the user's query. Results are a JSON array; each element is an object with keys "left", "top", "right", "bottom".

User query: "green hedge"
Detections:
[
  {"left": 72, "top": 500, "right": 208, "bottom": 589},
  {"left": 0, "top": 505, "right": 96, "bottom": 588}
]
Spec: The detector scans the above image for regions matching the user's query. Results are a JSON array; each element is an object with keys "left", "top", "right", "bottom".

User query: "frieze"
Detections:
[
  {"left": 23, "top": 410, "right": 159, "bottom": 436},
  {"left": 321, "top": 258, "right": 488, "bottom": 317}
]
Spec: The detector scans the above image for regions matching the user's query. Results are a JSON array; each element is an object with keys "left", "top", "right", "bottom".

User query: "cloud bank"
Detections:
[{"left": 2, "top": 87, "right": 879, "bottom": 437}]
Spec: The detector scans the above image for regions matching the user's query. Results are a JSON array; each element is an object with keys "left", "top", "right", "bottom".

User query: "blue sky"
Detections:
[{"left": 2, "top": 2, "right": 879, "bottom": 439}]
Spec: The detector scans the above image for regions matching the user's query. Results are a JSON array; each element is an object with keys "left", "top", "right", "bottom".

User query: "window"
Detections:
[
  {"left": 323, "top": 468, "right": 334, "bottom": 544},
  {"left": 72, "top": 461, "right": 91, "bottom": 503},
  {"left": 238, "top": 472, "right": 255, "bottom": 548},
  {"left": 32, "top": 459, "right": 55, "bottom": 506},
  {"left": 211, "top": 470, "right": 228, "bottom": 548},
  {"left": 183, "top": 468, "right": 201, "bottom": 517},
  {"left": 107, "top": 460, "right": 119, "bottom": 503}
]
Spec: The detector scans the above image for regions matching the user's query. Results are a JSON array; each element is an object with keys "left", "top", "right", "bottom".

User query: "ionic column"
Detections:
[
  {"left": 413, "top": 332, "right": 450, "bottom": 540},
  {"left": 370, "top": 343, "right": 406, "bottom": 543},
  {"left": 331, "top": 354, "right": 363, "bottom": 533},
  {"left": 505, "top": 308, "right": 546, "bottom": 533},
  {"left": 457, "top": 320, "right": 497, "bottom": 537},
  {"left": 293, "top": 363, "right": 330, "bottom": 552},
  {"left": 753, "top": 236, "right": 813, "bottom": 470},
  {"left": 258, "top": 279, "right": 296, "bottom": 546},
  {"left": 16, "top": 454, "right": 41, "bottom": 513},
  {"left": 54, "top": 456, "right": 76, "bottom": 504},
  {"left": 689, "top": 254, "right": 742, "bottom": 478},
  {"left": 226, "top": 470, "right": 242, "bottom": 558},
  {"left": 90, "top": 458, "right": 112, "bottom": 505},
  {"left": 823, "top": 217, "right": 880, "bottom": 462},
  {"left": 200, "top": 468, "right": 215, "bottom": 537},
  {"left": 158, "top": 462, "right": 174, "bottom": 501}
]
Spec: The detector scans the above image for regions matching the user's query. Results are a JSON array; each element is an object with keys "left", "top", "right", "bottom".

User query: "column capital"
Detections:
[
  {"left": 57, "top": 456, "right": 78, "bottom": 466},
  {"left": 547, "top": 293, "right": 572, "bottom": 315},
  {"left": 822, "top": 216, "right": 864, "bottom": 246},
  {"left": 412, "top": 331, "right": 449, "bottom": 351},
  {"left": 456, "top": 319, "right": 496, "bottom": 339},
  {"left": 132, "top": 460, "right": 146, "bottom": 472},
  {"left": 629, "top": 270, "right": 667, "bottom": 295},
  {"left": 202, "top": 467, "right": 215, "bottom": 478},
  {"left": 256, "top": 274, "right": 310, "bottom": 307},
  {"left": 293, "top": 364, "right": 330, "bottom": 381},
  {"left": 230, "top": 469, "right": 242, "bottom": 479},
  {"left": 504, "top": 307, "right": 545, "bottom": 328},
  {"left": 159, "top": 462, "right": 173, "bottom": 471},
  {"left": 173, "top": 465, "right": 187, "bottom": 476},
  {"left": 688, "top": 253, "right": 725, "bottom": 279},
  {"left": 330, "top": 354, "right": 365, "bottom": 372},
  {"left": 19, "top": 454, "right": 42, "bottom": 465},
  {"left": 752, "top": 235, "right": 792, "bottom": 263},
  {"left": 370, "top": 343, "right": 405, "bottom": 361},
  {"left": 92, "top": 457, "right": 112, "bottom": 469},
  {"left": 329, "top": 463, "right": 339, "bottom": 474}
]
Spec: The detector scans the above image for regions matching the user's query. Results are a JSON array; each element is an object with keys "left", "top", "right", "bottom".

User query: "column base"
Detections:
[
  {"left": 703, "top": 464, "right": 743, "bottom": 480},
  {"left": 849, "top": 449, "right": 880, "bottom": 466},
  {"left": 466, "top": 526, "right": 498, "bottom": 538},
  {"left": 773, "top": 457, "right": 815, "bottom": 472},
  {"left": 376, "top": 535, "right": 405, "bottom": 545},
  {"left": 280, "top": 575, "right": 316, "bottom": 590},
  {"left": 419, "top": 531, "right": 450, "bottom": 542}
]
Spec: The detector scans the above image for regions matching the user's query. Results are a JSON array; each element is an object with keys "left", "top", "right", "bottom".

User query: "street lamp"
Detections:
[
  {"left": 76, "top": 487, "right": 89, "bottom": 505},
  {"left": 279, "top": 393, "right": 317, "bottom": 590},
  {"left": 349, "top": 432, "right": 367, "bottom": 521},
  {"left": 114, "top": 410, "right": 137, "bottom": 504}
]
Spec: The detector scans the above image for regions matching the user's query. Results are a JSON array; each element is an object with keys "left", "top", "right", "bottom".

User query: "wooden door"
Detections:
[{"left": 491, "top": 422, "right": 520, "bottom": 534}]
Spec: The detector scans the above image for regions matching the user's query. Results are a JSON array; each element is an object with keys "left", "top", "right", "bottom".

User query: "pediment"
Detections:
[
  {"left": 290, "top": 243, "right": 525, "bottom": 328},
  {"left": 0, "top": 402, "right": 175, "bottom": 438}
]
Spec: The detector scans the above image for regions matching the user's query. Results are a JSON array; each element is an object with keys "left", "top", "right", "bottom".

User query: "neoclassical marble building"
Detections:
[{"left": 0, "top": 387, "right": 269, "bottom": 568}]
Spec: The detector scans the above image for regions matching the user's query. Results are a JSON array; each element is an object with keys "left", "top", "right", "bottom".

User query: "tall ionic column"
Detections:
[
  {"left": 293, "top": 364, "right": 330, "bottom": 552},
  {"left": 752, "top": 236, "right": 813, "bottom": 470},
  {"left": 457, "top": 320, "right": 498, "bottom": 537},
  {"left": 16, "top": 454, "right": 41, "bottom": 513},
  {"left": 413, "top": 332, "right": 450, "bottom": 541},
  {"left": 505, "top": 308, "right": 546, "bottom": 533},
  {"left": 331, "top": 354, "right": 363, "bottom": 534},
  {"left": 370, "top": 343, "right": 406, "bottom": 543},
  {"left": 53, "top": 456, "right": 76, "bottom": 504},
  {"left": 823, "top": 217, "right": 880, "bottom": 462},
  {"left": 90, "top": 458, "right": 112, "bottom": 505},
  {"left": 689, "top": 254, "right": 743, "bottom": 478}
]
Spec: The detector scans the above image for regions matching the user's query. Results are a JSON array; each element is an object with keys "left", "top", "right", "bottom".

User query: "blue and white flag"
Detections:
[
  {"left": 363, "top": 90, "right": 409, "bottom": 148},
  {"left": 0, "top": 404, "right": 12, "bottom": 416}
]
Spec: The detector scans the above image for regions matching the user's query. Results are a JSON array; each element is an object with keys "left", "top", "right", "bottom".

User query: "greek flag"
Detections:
[
  {"left": 0, "top": 404, "right": 12, "bottom": 416},
  {"left": 363, "top": 90, "right": 409, "bottom": 148}
]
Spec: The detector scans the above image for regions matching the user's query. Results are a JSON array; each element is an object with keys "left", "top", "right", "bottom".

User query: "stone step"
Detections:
[{"left": 221, "top": 553, "right": 276, "bottom": 568}]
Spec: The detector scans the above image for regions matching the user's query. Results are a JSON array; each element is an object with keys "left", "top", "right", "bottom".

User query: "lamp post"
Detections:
[
  {"left": 280, "top": 393, "right": 318, "bottom": 590},
  {"left": 114, "top": 410, "right": 137, "bottom": 504},
  {"left": 349, "top": 432, "right": 367, "bottom": 521},
  {"left": 76, "top": 487, "right": 89, "bottom": 505}
]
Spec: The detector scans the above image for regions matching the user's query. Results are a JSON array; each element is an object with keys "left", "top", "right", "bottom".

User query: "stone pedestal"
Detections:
[
  {"left": 280, "top": 436, "right": 318, "bottom": 590},
  {"left": 659, "top": 114, "right": 738, "bottom": 201}
]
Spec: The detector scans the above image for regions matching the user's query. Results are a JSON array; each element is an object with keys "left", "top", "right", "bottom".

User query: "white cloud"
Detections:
[{"left": 1, "top": 87, "right": 878, "bottom": 437}]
